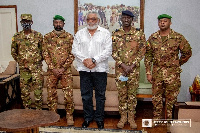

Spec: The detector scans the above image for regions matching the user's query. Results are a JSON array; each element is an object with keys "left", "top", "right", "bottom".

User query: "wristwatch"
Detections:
[{"left": 92, "top": 58, "right": 96, "bottom": 64}]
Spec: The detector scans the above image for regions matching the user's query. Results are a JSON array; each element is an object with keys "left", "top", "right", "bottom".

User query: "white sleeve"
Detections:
[
  {"left": 72, "top": 33, "right": 86, "bottom": 62},
  {"left": 93, "top": 31, "right": 112, "bottom": 63}
]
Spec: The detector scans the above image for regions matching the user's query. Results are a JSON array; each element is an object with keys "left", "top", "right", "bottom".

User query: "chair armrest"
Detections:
[
  {"left": 2, "top": 74, "right": 20, "bottom": 82},
  {"left": 173, "top": 102, "right": 200, "bottom": 119}
]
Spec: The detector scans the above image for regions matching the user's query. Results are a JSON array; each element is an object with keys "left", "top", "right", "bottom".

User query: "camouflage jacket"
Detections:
[
  {"left": 42, "top": 30, "right": 74, "bottom": 70},
  {"left": 112, "top": 27, "right": 146, "bottom": 67},
  {"left": 144, "top": 29, "right": 192, "bottom": 74},
  {"left": 11, "top": 30, "right": 43, "bottom": 69}
]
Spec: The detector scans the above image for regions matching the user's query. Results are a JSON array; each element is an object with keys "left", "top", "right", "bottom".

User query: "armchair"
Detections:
[
  {"left": 170, "top": 102, "right": 200, "bottom": 133},
  {"left": 0, "top": 61, "right": 20, "bottom": 112}
]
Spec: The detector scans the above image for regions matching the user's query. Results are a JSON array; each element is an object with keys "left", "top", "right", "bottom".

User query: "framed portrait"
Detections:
[{"left": 74, "top": 0, "right": 144, "bottom": 33}]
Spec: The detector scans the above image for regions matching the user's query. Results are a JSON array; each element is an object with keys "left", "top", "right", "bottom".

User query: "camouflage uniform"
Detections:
[
  {"left": 145, "top": 29, "right": 192, "bottom": 119},
  {"left": 11, "top": 30, "right": 43, "bottom": 109},
  {"left": 112, "top": 27, "right": 146, "bottom": 115},
  {"left": 42, "top": 30, "right": 74, "bottom": 115}
]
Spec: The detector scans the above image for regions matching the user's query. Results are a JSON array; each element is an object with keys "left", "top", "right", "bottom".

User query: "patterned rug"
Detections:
[{"left": 39, "top": 126, "right": 146, "bottom": 133}]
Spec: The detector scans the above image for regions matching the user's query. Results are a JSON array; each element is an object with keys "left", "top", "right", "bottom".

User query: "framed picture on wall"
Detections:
[{"left": 74, "top": 0, "right": 144, "bottom": 33}]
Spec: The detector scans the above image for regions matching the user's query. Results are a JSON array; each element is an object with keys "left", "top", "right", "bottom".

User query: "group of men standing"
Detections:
[
  {"left": 11, "top": 10, "right": 192, "bottom": 129},
  {"left": 11, "top": 14, "right": 75, "bottom": 125}
]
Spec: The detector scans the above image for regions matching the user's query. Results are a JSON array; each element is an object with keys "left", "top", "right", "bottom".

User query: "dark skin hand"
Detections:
[
  {"left": 52, "top": 68, "right": 65, "bottom": 77},
  {"left": 83, "top": 58, "right": 96, "bottom": 69},
  {"left": 120, "top": 63, "right": 136, "bottom": 76},
  {"left": 147, "top": 74, "right": 152, "bottom": 83}
]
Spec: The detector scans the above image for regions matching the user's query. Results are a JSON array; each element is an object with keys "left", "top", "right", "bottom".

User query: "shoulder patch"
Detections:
[{"left": 12, "top": 37, "right": 15, "bottom": 42}]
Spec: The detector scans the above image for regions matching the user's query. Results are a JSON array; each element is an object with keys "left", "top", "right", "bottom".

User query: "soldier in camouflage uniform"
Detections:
[
  {"left": 144, "top": 14, "right": 192, "bottom": 120},
  {"left": 112, "top": 10, "right": 146, "bottom": 129},
  {"left": 42, "top": 15, "right": 74, "bottom": 126},
  {"left": 11, "top": 14, "right": 43, "bottom": 110}
]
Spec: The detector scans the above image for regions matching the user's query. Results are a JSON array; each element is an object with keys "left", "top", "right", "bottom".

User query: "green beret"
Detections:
[
  {"left": 21, "top": 14, "right": 32, "bottom": 20},
  {"left": 53, "top": 15, "right": 65, "bottom": 21},
  {"left": 157, "top": 14, "right": 172, "bottom": 20}
]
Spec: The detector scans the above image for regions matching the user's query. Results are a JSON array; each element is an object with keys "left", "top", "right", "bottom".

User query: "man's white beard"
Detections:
[{"left": 87, "top": 23, "right": 98, "bottom": 30}]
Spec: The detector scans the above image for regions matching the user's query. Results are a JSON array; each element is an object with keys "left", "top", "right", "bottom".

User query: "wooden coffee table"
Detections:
[{"left": 0, "top": 109, "right": 60, "bottom": 132}]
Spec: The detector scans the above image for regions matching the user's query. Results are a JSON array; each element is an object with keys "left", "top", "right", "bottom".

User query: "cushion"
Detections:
[
  {"left": 106, "top": 77, "right": 117, "bottom": 91},
  {"left": 30, "top": 88, "right": 119, "bottom": 108},
  {"left": 137, "top": 83, "right": 152, "bottom": 94},
  {"left": 0, "top": 61, "right": 17, "bottom": 75},
  {"left": 71, "top": 64, "right": 79, "bottom": 76},
  {"left": 73, "top": 76, "right": 80, "bottom": 89},
  {"left": 179, "top": 109, "right": 200, "bottom": 122},
  {"left": 170, "top": 121, "right": 199, "bottom": 133},
  {"left": 105, "top": 91, "right": 118, "bottom": 107}
]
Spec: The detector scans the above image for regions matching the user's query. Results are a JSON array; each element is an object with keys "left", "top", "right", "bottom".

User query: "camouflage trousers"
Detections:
[
  {"left": 152, "top": 66, "right": 181, "bottom": 119},
  {"left": 46, "top": 73, "right": 74, "bottom": 115},
  {"left": 115, "top": 67, "right": 140, "bottom": 115},
  {"left": 20, "top": 68, "right": 43, "bottom": 109}
]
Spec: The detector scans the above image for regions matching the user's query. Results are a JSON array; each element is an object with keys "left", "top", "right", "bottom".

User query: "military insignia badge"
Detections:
[{"left": 142, "top": 119, "right": 152, "bottom": 127}]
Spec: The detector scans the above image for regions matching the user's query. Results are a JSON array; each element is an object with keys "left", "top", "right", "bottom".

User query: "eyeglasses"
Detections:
[{"left": 86, "top": 18, "right": 98, "bottom": 21}]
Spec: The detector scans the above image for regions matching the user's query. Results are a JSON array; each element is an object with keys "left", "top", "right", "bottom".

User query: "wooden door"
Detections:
[{"left": 0, "top": 5, "right": 17, "bottom": 72}]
